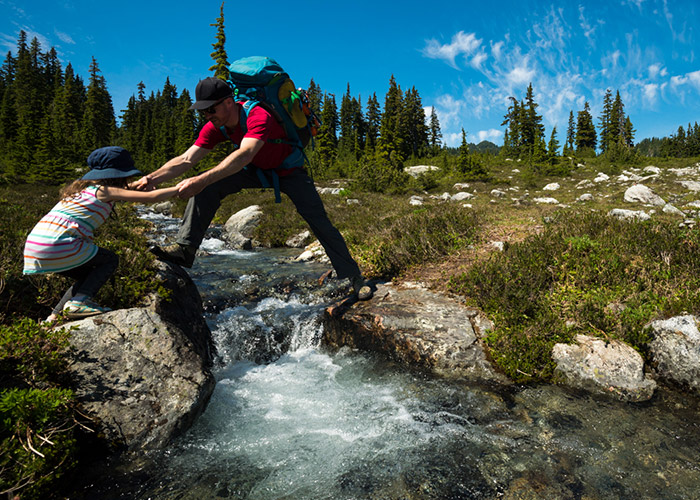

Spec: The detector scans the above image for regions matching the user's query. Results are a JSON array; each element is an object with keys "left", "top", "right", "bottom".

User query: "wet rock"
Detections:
[
  {"left": 323, "top": 282, "right": 507, "bottom": 383},
  {"left": 647, "top": 315, "right": 700, "bottom": 392},
  {"left": 285, "top": 230, "right": 311, "bottom": 248},
  {"left": 64, "top": 261, "right": 216, "bottom": 450},
  {"left": 295, "top": 240, "right": 330, "bottom": 264},
  {"left": 552, "top": 334, "right": 656, "bottom": 402},
  {"left": 151, "top": 201, "right": 173, "bottom": 214}
]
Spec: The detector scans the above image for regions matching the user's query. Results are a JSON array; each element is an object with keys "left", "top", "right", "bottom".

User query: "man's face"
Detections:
[{"left": 200, "top": 97, "right": 230, "bottom": 126}]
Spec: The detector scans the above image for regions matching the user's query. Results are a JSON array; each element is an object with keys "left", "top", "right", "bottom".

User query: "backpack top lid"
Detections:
[{"left": 228, "top": 56, "right": 286, "bottom": 88}]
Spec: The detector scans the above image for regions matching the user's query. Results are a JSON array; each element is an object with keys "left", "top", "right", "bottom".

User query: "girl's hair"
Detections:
[{"left": 60, "top": 176, "right": 132, "bottom": 200}]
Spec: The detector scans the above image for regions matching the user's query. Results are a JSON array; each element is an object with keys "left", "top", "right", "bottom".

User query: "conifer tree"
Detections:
[
  {"left": 316, "top": 92, "right": 338, "bottom": 175},
  {"left": 547, "top": 126, "right": 560, "bottom": 163},
  {"left": 209, "top": 2, "right": 230, "bottom": 79},
  {"left": 501, "top": 97, "right": 521, "bottom": 157},
  {"left": 521, "top": 83, "right": 545, "bottom": 159},
  {"left": 575, "top": 101, "right": 596, "bottom": 155},
  {"left": 598, "top": 89, "right": 613, "bottom": 153},
  {"left": 377, "top": 75, "right": 404, "bottom": 168},
  {"left": 428, "top": 107, "right": 442, "bottom": 153},
  {"left": 563, "top": 110, "right": 575, "bottom": 156},
  {"left": 365, "top": 92, "right": 380, "bottom": 152},
  {"left": 0, "top": 52, "right": 18, "bottom": 153},
  {"left": 81, "top": 57, "right": 116, "bottom": 155},
  {"left": 52, "top": 63, "right": 86, "bottom": 164},
  {"left": 456, "top": 128, "right": 487, "bottom": 180},
  {"left": 400, "top": 86, "right": 428, "bottom": 159},
  {"left": 624, "top": 116, "right": 635, "bottom": 147},
  {"left": 11, "top": 33, "right": 45, "bottom": 178},
  {"left": 338, "top": 83, "right": 354, "bottom": 157}
]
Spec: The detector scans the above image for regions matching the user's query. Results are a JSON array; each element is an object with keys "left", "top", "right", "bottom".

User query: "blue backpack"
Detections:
[{"left": 220, "top": 56, "right": 320, "bottom": 202}]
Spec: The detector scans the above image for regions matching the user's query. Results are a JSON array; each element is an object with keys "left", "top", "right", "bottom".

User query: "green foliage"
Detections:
[
  {"left": 0, "top": 319, "right": 78, "bottom": 499},
  {"left": 0, "top": 319, "right": 71, "bottom": 386},
  {"left": 448, "top": 211, "right": 700, "bottom": 382},
  {"left": 0, "top": 387, "right": 77, "bottom": 499}
]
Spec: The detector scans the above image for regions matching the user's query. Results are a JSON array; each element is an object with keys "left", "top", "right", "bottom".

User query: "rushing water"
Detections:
[{"left": 76, "top": 210, "right": 700, "bottom": 500}]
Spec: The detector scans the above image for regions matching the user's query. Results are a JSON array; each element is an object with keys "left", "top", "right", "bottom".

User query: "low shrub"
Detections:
[{"left": 449, "top": 211, "right": 700, "bottom": 381}]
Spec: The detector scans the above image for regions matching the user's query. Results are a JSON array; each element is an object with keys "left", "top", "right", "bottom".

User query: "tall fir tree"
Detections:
[
  {"left": 377, "top": 75, "right": 404, "bottom": 169},
  {"left": 547, "top": 126, "right": 560, "bottom": 163},
  {"left": 316, "top": 92, "right": 338, "bottom": 176},
  {"left": 598, "top": 88, "right": 613, "bottom": 153},
  {"left": 456, "top": 128, "right": 487, "bottom": 179},
  {"left": 81, "top": 56, "right": 116, "bottom": 156},
  {"left": 12, "top": 32, "right": 45, "bottom": 177},
  {"left": 575, "top": 101, "right": 597, "bottom": 154},
  {"left": 428, "top": 107, "right": 442, "bottom": 153},
  {"left": 365, "top": 92, "right": 381, "bottom": 152},
  {"left": 501, "top": 97, "right": 521, "bottom": 157},
  {"left": 400, "top": 86, "right": 428, "bottom": 159},
  {"left": 209, "top": 2, "right": 230, "bottom": 79},
  {"left": 563, "top": 110, "right": 576, "bottom": 156},
  {"left": 521, "top": 83, "right": 545, "bottom": 159}
]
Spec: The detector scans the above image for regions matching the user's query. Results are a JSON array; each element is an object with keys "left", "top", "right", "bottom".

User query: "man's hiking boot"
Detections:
[
  {"left": 150, "top": 243, "right": 197, "bottom": 268},
  {"left": 350, "top": 274, "right": 373, "bottom": 301}
]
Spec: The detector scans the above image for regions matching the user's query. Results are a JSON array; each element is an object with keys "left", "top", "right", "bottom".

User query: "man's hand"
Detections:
[
  {"left": 130, "top": 176, "right": 154, "bottom": 191},
  {"left": 176, "top": 176, "right": 206, "bottom": 199}
]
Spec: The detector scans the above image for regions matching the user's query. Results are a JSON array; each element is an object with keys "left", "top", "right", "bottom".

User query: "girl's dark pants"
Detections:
[
  {"left": 52, "top": 247, "right": 119, "bottom": 314},
  {"left": 175, "top": 167, "right": 361, "bottom": 279}
]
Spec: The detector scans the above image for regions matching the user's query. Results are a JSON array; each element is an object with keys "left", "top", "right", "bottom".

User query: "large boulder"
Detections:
[
  {"left": 623, "top": 184, "right": 666, "bottom": 206},
  {"left": 323, "top": 282, "right": 507, "bottom": 383},
  {"left": 552, "top": 334, "right": 656, "bottom": 402},
  {"left": 223, "top": 205, "right": 263, "bottom": 248},
  {"left": 65, "top": 261, "right": 216, "bottom": 450},
  {"left": 647, "top": 315, "right": 700, "bottom": 392}
]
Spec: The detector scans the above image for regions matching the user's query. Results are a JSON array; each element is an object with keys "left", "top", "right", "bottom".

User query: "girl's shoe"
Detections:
[{"left": 63, "top": 299, "right": 112, "bottom": 319}]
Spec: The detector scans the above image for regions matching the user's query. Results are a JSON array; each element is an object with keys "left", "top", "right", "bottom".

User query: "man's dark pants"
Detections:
[{"left": 176, "top": 167, "right": 361, "bottom": 279}]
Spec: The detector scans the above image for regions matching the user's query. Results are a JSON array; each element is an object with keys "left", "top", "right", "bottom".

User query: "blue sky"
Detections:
[{"left": 1, "top": 0, "right": 698, "bottom": 148}]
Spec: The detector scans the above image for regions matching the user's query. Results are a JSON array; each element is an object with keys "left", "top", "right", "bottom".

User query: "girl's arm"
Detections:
[{"left": 96, "top": 185, "right": 180, "bottom": 203}]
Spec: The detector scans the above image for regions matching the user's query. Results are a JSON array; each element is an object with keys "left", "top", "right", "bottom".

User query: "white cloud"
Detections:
[
  {"left": 470, "top": 52, "right": 487, "bottom": 69},
  {"left": 647, "top": 64, "right": 668, "bottom": 79},
  {"left": 506, "top": 64, "right": 535, "bottom": 86},
  {"left": 643, "top": 83, "right": 659, "bottom": 106},
  {"left": 688, "top": 70, "right": 700, "bottom": 89},
  {"left": 578, "top": 6, "right": 604, "bottom": 45},
  {"left": 422, "top": 31, "right": 482, "bottom": 69},
  {"left": 491, "top": 41, "right": 504, "bottom": 60},
  {"left": 476, "top": 129, "right": 503, "bottom": 143},
  {"left": 54, "top": 30, "right": 75, "bottom": 44}
]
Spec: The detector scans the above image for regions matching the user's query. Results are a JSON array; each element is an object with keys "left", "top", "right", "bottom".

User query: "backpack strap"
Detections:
[{"left": 218, "top": 101, "right": 304, "bottom": 203}]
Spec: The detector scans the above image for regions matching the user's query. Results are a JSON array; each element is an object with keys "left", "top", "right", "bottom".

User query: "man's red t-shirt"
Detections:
[{"left": 194, "top": 103, "right": 298, "bottom": 173}]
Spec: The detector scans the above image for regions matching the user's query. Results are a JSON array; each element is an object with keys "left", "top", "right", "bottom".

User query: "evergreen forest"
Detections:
[{"left": 1, "top": 17, "right": 699, "bottom": 191}]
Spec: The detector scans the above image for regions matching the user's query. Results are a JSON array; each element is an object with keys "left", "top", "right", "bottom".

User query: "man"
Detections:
[{"left": 137, "top": 76, "right": 372, "bottom": 300}]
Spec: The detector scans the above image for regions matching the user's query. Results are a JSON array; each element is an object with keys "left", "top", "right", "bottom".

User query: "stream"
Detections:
[{"left": 77, "top": 209, "right": 700, "bottom": 500}]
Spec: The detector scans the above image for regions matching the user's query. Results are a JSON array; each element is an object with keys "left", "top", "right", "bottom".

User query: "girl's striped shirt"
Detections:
[{"left": 23, "top": 185, "right": 114, "bottom": 274}]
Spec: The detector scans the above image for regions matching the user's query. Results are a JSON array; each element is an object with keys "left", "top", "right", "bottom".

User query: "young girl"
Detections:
[{"left": 23, "top": 146, "right": 179, "bottom": 322}]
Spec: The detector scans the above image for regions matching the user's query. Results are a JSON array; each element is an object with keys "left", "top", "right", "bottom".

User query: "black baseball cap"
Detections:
[{"left": 189, "top": 77, "right": 233, "bottom": 110}]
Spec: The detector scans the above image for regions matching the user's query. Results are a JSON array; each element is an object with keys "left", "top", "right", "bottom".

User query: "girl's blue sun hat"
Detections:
[{"left": 82, "top": 146, "right": 142, "bottom": 180}]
